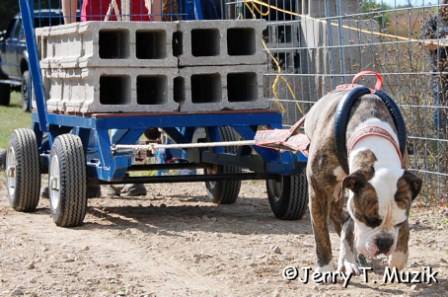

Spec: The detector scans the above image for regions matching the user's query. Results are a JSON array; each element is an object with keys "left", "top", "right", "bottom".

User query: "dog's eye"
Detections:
[{"left": 364, "top": 216, "right": 382, "bottom": 228}]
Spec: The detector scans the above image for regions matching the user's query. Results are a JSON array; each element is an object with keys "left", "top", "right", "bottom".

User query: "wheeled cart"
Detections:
[{"left": 4, "top": 0, "right": 308, "bottom": 227}]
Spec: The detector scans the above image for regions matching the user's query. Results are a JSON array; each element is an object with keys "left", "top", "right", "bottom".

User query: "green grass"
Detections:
[{"left": 0, "top": 92, "right": 32, "bottom": 149}]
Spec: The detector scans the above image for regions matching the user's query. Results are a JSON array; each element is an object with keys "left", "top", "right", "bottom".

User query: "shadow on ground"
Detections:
[{"left": 80, "top": 193, "right": 313, "bottom": 236}]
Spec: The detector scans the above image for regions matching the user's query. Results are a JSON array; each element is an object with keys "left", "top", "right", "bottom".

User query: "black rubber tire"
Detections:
[
  {"left": 21, "top": 71, "right": 32, "bottom": 112},
  {"left": 0, "top": 148, "right": 6, "bottom": 171},
  {"left": 49, "top": 134, "right": 87, "bottom": 227},
  {"left": 267, "top": 171, "right": 308, "bottom": 220},
  {"left": 6, "top": 129, "right": 41, "bottom": 212},
  {"left": 205, "top": 127, "right": 242, "bottom": 204},
  {"left": 0, "top": 82, "right": 10, "bottom": 106}
]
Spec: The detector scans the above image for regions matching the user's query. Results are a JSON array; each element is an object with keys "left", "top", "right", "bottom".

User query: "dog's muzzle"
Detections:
[{"left": 376, "top": 236, "right": 394, "bottom": 255}]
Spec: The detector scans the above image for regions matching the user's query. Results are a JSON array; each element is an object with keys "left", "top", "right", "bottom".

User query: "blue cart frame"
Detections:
[
  {"left": 13, "top": 0, "right": 308, "bottom": 226},
  {"left": 31, "top": 111, "right": 307, "bottom": 182}
]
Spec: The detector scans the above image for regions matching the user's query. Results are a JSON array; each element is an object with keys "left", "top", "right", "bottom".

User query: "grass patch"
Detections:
[{"left": 0, "top": 92, "right": 31, "bottom": 149}]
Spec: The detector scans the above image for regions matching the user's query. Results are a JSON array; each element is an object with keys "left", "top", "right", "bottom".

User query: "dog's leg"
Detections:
[
  {"left": 308, "top": 175, "right": 334, "bottom": 272},
  {"left": 329, "top": 184, "right": 346, "bottom": 236},
  {"left": 337, "top": 218, "right": 360, "bottom": 275},
  {"left": 388, "top": 221, "right": 409, "bottom": 270}
]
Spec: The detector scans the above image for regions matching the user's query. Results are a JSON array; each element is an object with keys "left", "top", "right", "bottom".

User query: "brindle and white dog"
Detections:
[{"left": 304, "top": 88, "right": 422, "bottom": 275}]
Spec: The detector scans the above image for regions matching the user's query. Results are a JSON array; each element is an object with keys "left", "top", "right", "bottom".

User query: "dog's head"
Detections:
[{"left": 344, "top": 153, "right": 422, "bottom": 258}]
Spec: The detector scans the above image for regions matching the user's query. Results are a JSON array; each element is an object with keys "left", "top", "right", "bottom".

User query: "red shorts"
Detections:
[{"left": 81, "top": 0, "right": 151, "bottom": 21}]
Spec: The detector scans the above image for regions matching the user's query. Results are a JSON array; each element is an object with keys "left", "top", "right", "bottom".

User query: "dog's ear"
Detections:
[
  {"left": 401, "top": 171, "right": 422, "bottom": 200},
  {"left": 343, "top": 171, "right": 367, "bottom": 193}
]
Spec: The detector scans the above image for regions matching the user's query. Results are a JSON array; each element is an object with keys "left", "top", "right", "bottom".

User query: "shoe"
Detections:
[
  {"left": 104, "top": 185, "right": 121, "bottom": 197},
  {"left": 121, "top": 184, "right": 147, "bottom": 196}
]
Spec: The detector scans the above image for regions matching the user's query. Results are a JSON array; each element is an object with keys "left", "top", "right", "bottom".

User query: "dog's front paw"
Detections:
[
  {"left": 316, "top": 262, "right": 335, "bottom": 274},
  {"left": 388, "top": 251, "right": 408, "bottom": 270},
  {"left": 337, "top": 259, "right": 360, "bottom": 275}
]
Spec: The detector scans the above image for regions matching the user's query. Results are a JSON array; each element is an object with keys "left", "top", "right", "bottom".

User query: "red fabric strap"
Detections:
[
  {"left": 352, "top": 71, "right": 384, "bottom": 91},
  {"left": 347, "top": 125, "right": 404, "bottom": 167}
]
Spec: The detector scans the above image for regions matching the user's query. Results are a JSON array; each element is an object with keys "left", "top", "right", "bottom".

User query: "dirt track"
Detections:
[{"left": 0, "top": 179, "right": 447, "bottom": 297}]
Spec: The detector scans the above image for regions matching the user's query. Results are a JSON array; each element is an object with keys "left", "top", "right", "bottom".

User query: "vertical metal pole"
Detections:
[
  {"left": 193, "top": 0, "right": 204, "bottom": 20},
  {"left": 122, "top": 0, "right": 130, "bottom": 21},
  {"left": 19, "top": 0, "right": 49, "bottom": 132},
  {"left": 335, "top": 0, "right": 346, "bottom": 85},
  {"left": 324, "top": 0, "right": 334, "bottom": 91}
]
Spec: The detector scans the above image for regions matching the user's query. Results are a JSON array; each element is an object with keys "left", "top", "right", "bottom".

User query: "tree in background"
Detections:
[{"left": 361, "top": 0, "right": 391, "bottom": 27}]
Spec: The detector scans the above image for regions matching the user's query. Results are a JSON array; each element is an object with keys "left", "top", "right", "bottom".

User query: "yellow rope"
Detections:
[
  {"left": 243, "top": 1, "right": 303, "bottom": 114},
  {"left": 244, "top": 0, "right": 439, "bottom": 44},
  {"left": 249, "top": 0, "right": 271, "bottom": 17}
]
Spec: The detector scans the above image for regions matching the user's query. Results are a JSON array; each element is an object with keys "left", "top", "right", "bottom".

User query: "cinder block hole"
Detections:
[
  {"left": 99, "top": 30, "right": 129, "bottom": 59},
  {"left": 191, "top": 29, "right": 220, "bottom": 57},
  {"left": 227, "top": 72, "right": 258, "bottom": 102},
  {"left": 136, "top": 30, "right": 166, "bottom": 59},
  {"left": 173, "top": 31, "right": 183, "bottom": 56},
  {"left": 137, "top": 75, "right": 167, "bottom": 105},
  {"left": 174, "top": 77, "right": 185, "bottom": 103},
  {"left": 191, "top": 74, "right": 221, "bottom": 103},
  {"left": 100, "top": 76, "right": 130, "bottom": 104},
  {"left": 227, "top": 28, "right": 256, "bottom": 55}
]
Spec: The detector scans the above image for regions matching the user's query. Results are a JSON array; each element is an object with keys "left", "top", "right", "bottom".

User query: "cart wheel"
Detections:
[
  {"left": 0, "top": 82, "right": 10, "bottom": 106},
  {"left": 267, "top": 171, "right": 308, "bottom": 220},
  {"left": 5, "top": 129, "right": 41, "bottom": 212},
  {"left": 205, "top": 127, "right": 242, "bottom": 204},
  {"left": 49, "top": 134, "right": 87, "bottom": 227}
]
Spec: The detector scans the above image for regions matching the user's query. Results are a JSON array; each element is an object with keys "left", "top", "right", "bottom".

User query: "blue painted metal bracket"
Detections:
[
  {"left": 19, "top": 0, "right": 49, "bottom": 132},
  {"left": 32, "top": 111, "right": 308, "bottom": 181},
  {"left": 33, "top": 111, "right": 284, "bottom": 130}
]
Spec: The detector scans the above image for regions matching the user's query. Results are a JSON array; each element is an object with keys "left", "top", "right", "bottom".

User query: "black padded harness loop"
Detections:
[
  {"left": 334, "top": 87, "right": 407, "bottom": 174},
  {"left": 374, "top": 90, "right": 407, "bottom": 156},
  {"left": 334, "top": 87, "right": 371, "bottom": 173}
]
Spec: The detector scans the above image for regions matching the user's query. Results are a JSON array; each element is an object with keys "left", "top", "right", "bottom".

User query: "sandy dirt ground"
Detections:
[{"left": 0, "top": 179, "right": 447, "bottom": 297}]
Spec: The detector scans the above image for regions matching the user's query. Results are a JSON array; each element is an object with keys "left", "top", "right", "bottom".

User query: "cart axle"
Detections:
[
  {"left": 112, "top": 140, "right": 256, "bottom": 154},
  {"left": 100, "top": 173, "right": 275, "bottom": 184}
]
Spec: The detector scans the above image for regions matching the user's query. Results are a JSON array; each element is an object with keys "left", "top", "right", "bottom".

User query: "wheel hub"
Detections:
[
  {"left": 5, "top": 147, "right": 16, "bottom": 199},
  {"left": 49, "top": 155, "right": 61, "bottom": 210}
]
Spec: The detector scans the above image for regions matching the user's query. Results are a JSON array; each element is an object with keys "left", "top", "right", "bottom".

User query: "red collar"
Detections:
[{"left": 347, "top": 125, "right": 404, "bottom": 167}]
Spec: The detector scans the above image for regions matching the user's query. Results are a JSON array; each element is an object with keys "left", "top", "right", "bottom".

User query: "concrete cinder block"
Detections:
[
  {"left": 225, "top": 65, "right": 269, "bottom": 110},
  {"left": 43, "top": 67, "right": 179, "bottom": 114},
  {"left": 36, "top": 20, "right": 270, "bottom": 114},
  {"left": 178, "top": 65, "right": 269, "bottom": 112},
  {"left": 36, "top": 21, "right": 178, "bottom": 69},
  {"left": 178, "top": 20, "right": 267, "bottom": 66},
  {"left": 177, "top": 67, "right": 225, "bottom": 112}
]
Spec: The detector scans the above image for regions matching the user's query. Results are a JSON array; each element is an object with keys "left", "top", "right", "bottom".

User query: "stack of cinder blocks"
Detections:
[{"left": 36, "top": 20, "right": 268, "bottom": 114}]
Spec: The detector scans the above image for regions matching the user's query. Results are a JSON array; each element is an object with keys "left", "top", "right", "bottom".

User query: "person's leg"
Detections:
[
  {"left": 104, "top": 129, "right": 147, "bottom": 197},
  {"left": 61, "top": 0, "right": 78, "bottom": 24}
]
